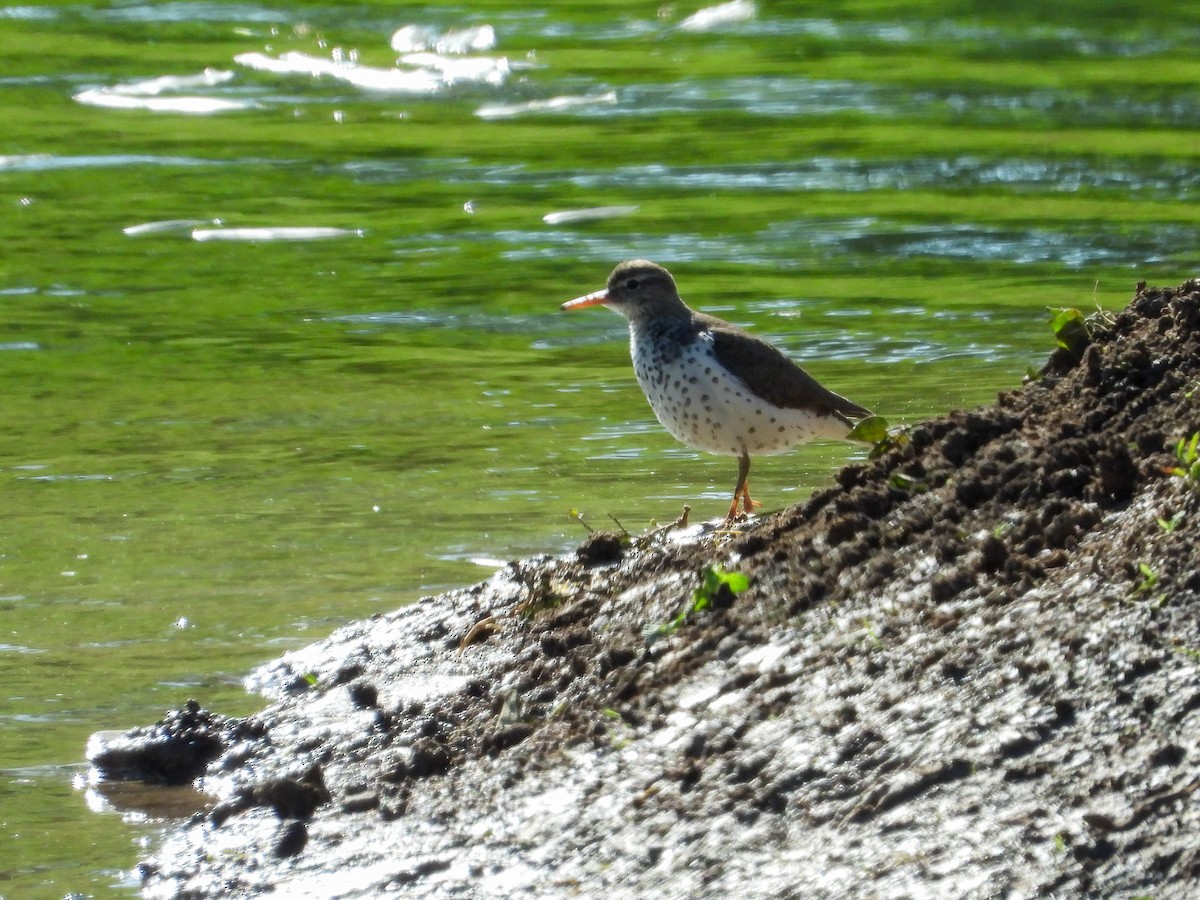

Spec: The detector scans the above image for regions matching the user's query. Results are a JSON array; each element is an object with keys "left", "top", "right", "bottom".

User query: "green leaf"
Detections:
[
  {"left": 646, "top": 564, "right": 751, "bottom": 641},
  {"left": 700, "top": 564, "right": 750, "bottom": 598},
  {"left": 1048, "top": 307, "right": 1089, "bottom": 353},
  {"left": 718, "top": 570, "right": 750, "bottom": 593},
  {"left": 1169, "top": 432, "right": 1200, "bottom": 488},
  {"left": 847, "top": 414, "right": 889, "bottom": 444},
  {"left": 1156, "top": 512, "right": 1184, "bottom": 533}
]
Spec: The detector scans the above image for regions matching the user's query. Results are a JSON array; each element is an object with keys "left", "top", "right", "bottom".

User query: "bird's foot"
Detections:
[
  {"left": 738, "top": 481, "right": 762, "bottom": 517},
  {"left": 719, "top": 493, "right": 761, "bottom": 529},
  {"left": 722, "top": 496, "right": 741, "bottom": 527}
]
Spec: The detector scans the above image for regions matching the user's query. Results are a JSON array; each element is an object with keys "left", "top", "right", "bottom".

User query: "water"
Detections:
[{"left": 1, "top": 1, "right": 1197, "bottom": 896}]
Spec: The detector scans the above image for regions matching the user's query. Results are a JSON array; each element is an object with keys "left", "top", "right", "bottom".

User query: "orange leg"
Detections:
[
  {"left": 723, "top": 450, "right": 760, "bottom": 524},
  {"left": 739, "top": 479, "right": 762, "bottom": 516}
]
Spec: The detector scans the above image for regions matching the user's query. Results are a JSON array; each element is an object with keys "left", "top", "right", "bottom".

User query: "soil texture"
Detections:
[{"left": 93, "top": 280, "right": 1200, "bottom": 899}]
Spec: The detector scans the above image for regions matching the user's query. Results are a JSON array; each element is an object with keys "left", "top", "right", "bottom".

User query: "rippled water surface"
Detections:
[{"left": 2, "top": 1, "right": 1199, "bottom": 895}]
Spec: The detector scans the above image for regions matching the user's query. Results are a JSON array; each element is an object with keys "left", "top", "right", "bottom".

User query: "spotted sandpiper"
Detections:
[{"left": 562, "top": 259, "right": 872, "bottom": 524}]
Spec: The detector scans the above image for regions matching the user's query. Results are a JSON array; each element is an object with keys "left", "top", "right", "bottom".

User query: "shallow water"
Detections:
[{"left": 1, "top": 1, "right": 1197, "bottom": 896}]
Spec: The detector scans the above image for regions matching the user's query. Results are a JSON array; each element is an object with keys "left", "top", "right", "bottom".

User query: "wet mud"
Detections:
[{"left": 93, "top": 280, "right": 1200, "bottom": 899}]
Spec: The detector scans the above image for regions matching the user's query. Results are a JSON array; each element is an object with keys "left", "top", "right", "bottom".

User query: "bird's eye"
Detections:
[{"left": 625, "top": 278, "right": 640, "bottom": 290}]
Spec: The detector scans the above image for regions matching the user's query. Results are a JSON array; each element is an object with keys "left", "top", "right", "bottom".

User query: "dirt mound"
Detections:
[{"left": 100, "top": 281, "right": 1200, "bottom": 899}]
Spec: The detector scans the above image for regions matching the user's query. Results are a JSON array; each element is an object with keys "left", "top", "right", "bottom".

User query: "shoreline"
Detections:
[{"left": 93, "top": 279, "right": 1200, "bottom": 899}]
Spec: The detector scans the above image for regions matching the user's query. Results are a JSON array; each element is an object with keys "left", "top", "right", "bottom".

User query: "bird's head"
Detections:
[{"left": 561, "top": 259, "right": 685, "bottom": 324}]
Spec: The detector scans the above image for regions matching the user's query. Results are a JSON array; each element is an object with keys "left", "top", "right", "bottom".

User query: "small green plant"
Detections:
[
  {"left": 1156, "top": 511, "right": 1185, "bottom": 533},
  {"left": 1166, "top": 432, "right": 1200, "bottom": 486},
  {"left": 607, "top": 512, "right": 632, "bottom": 537},
  {"left": 1172, "top": 644, "right": 1200, "bottom": 663},
  {"left": 888, "top": 472, "right": 926, "bottom": 493},
  {"left": 847, "top": 415, "right": 889, "bottom": 445},
  {"left": 1049, "top": 307, "right": 1090, "bottom": 354},
  {"left": 1133, "top": 562, "right": 1159, "bottom": 596},
  {"left": 845, "top": 416, "right": 913, "bottom": 461},
  {"left": 646, "top": 564, "right": 750, "bottom": 640},
  {"left": 691, "top": 564, "right": 749, "bottom": 613},
  {"left": 860, "top": 618, "right": 883, "bottom": 650}
]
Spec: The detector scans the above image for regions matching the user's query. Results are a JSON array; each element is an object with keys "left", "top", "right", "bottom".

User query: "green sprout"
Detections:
[
  {"left": 846, "top": 415, "right": 913, "bottom": 461},
  {"left": 1156, "top": 512, "right": 1185, "bottom": 534},
  {"left": 1049, "top": 307, "right": 1090, "bottom": 354},
  {"left": 1133, "top": 562, "right": 1159, "bottom": 596},
  {"left": 1173, "top": 644, "right": 1200, "bottom": 663},
  {"left": 569, "top": 508, "right": 594, "bottom": 533},
  {"left": 1166, "top": 433, "right": 1200, "bottom": 487},
  {"left": 888, "top": 472, "right": 926, "bottom": 493},
  {"left": 847, "top": 415, "right": 889, "bottom": 445},
  {"left": 646, "top": 564, "right": 750, "bottom": 640}
]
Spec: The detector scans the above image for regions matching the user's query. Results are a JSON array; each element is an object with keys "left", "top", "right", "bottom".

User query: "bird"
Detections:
[{"left": 561, "top": 259, "right": 872, "bottom": 525}]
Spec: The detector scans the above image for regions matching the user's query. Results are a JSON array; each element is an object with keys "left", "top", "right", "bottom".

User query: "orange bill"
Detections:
[{"left": 560, "top": 288, "right": 608, "bottom": 311}]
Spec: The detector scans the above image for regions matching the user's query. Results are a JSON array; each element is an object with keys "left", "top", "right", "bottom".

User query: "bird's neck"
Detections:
[
  {"left": 628, "top": 307, "right": 701, "bottom": 366},
  {"left": 627, "top": 296, "right": 694, "bottom": 335}
]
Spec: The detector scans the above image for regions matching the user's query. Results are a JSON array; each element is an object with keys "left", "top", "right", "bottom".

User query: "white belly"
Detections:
[{"left": 630, "top": 333, "right": 848, "bottom": 457}]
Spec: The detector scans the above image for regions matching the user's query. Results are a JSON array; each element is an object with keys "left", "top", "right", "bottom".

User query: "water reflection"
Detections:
[
  {"left": 476, "top": 90, "right": 618, "bottom": 119},
  {"left": 822, "top": 221, "right": 1200, "bottom": 268},
  {"left": 190, "top": 226, "right": 362, "bottom": 242},
  {"left": 326, "top": 154, "right": 1200, "bottom": 202},
  {"left": 397, "top": 218, "right": 1195, "bottom": 272},
  {"left": 235, "top": 48, "right": 510, "bottom": 93},
  {"left": 49, "top": 5, "right": 1200, "bottom": 131},
  {"left": 561, "top": 158, "right": 1200, "bottom": 197},
  {"left": 1, "top": 154, "right": 222, "bottom": 172}
]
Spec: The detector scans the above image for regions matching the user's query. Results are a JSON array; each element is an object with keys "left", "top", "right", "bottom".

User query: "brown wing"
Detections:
[{"left": 706, "top": 317, "right": 871, "bottom": 421}]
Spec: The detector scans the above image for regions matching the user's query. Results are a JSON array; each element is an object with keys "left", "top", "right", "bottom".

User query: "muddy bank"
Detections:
[{"left": 94, "top": 281, "right": 1200, "bottom": 899}]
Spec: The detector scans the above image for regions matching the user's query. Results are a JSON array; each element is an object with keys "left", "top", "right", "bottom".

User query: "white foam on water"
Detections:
[
  {"left": 679, "top": 0, "right": 756, "bottom": 32},
  {"left": 542, "top": 205, "right": 638, "bottom": 225},
  {"left": 124, "top": 218, "right": 221, "bottom": 236},
  {"left": 190, "top": 226, "right": 362, "bottom": 242},
  {"left": 73, "top": 69, "right": 249, "bottom": 114},
  {"left": 235, "top": 48, "right": 509, "bottom": 93},
  {"left": 390, "top": 23, "right": 496, "bottom": 54},
  {"left": 73, "top": 89, "right": 250, "bottom": 114},
  {"left": 476, "top": 90, "right": 617, "bottom": 120},
  {"left": 234, "top": 50, "right": 441, "bottom": 93}
]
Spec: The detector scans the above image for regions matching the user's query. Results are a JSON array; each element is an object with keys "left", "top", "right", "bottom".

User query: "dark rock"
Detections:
[
  {"left": 86, "top": 699, "right": 232, "bottom": 785},
  {"left": 340, "top": 790, "right": 381, "bottom": 813},
  {"left": 273, "top": 819, "right": 308, "bottom": 858},
  {"left": 347, "top": 681, "right": 378, "bottom": 709},
  {"left": 253, "top": 765, "right": 330, "bottom": 820},
  {"left": 576, "top": 530, "right": 626, "bottom": 566}
]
